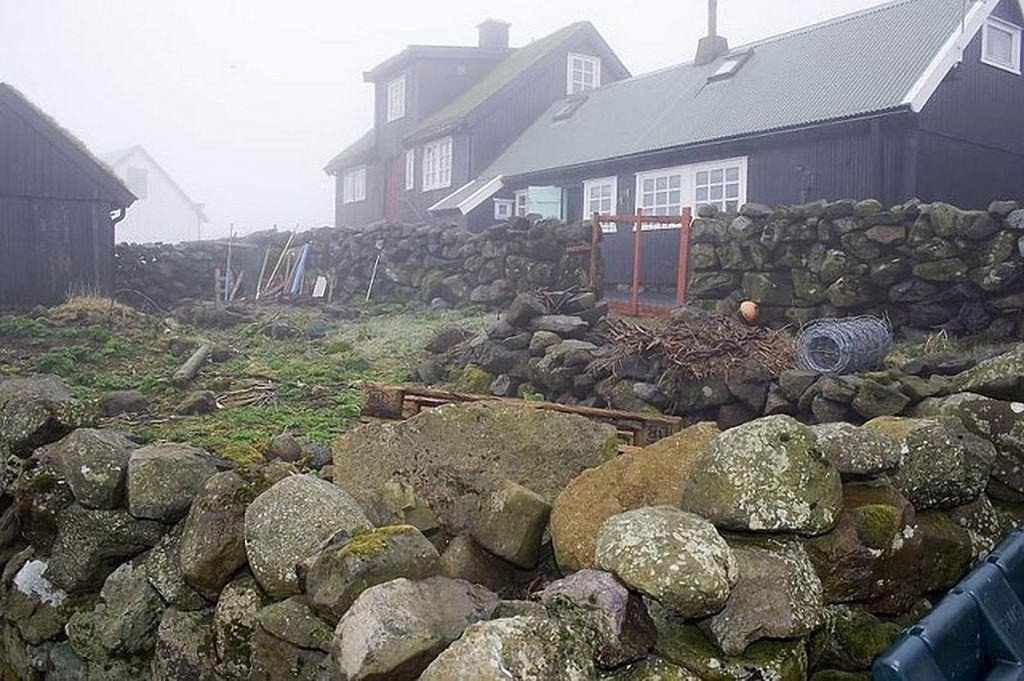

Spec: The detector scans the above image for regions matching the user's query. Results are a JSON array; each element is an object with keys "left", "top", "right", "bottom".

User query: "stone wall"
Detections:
[
  {"left": 687, "top": 199, "right": 1024, "bottom": 335},
  {"left": 115, "top": 219, "right": 592, "bottom": 310}
]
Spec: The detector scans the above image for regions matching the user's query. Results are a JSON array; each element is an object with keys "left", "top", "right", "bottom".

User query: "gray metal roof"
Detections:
[
  {"left": 323, "top": 129, "right": 375, "bottom": 175},
  {"left": 479, "top": 0, "right": 970, "bottom": 180}
]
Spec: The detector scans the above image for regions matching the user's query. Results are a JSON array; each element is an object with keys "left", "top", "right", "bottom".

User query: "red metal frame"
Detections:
[{"left": 590, "top": 208, "right": 693, "bottom": 316}]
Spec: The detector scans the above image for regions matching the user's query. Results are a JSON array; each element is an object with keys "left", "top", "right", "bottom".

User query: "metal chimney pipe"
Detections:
[{"left": 708, "top": 0, "right": 718, "bottom": 38}]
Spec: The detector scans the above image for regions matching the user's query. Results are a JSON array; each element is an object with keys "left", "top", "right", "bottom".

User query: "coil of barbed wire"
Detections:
[{"left": 795, "top": 315, "right": 893, "bottom": 375}]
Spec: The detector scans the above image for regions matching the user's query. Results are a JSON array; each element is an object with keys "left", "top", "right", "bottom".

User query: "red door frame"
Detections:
[{"left": 590, "top": 207, "right": 693, "bottom": 316}]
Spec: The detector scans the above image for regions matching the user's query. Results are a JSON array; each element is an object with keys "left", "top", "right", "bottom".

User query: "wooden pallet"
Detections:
[{"left": 360, "top": 382, "right": 682, "bottom": 447}]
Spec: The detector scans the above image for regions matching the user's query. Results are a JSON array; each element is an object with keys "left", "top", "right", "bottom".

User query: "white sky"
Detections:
[{"left": 0, "top": 0, "right": 888, "bottom": 238}]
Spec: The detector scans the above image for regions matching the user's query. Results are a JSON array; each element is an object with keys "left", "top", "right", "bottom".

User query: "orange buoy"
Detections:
[{"left": 739, "top": 300, "right": 760, "bottom": 325}]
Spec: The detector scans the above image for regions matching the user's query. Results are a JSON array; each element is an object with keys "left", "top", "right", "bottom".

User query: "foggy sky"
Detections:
[{"left": 0, "top": 0, "right": 888, "bottom": 239}]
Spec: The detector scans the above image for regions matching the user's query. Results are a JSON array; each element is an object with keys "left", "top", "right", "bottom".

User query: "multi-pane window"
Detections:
[
  {"left": 494, "top": 199, "right": 513, "bottom": 220},
  {"left": 421, "top": 137, "right": 452, "bottom": 191},
  {"left": 982, "top": 17, "right": 1021, "bottom": 75},
  {"left": 695, "top": 165, "right": 742, "bottom": 212},
  {"left": 639, "top": 174, "right": 683, "bottom": 221},
  {"left": 567, "top": 53, "right": 601, "bottom": 94},
  {"left": 404, "top": 149, "right": 415, "bottom": 191},
  {"left": 583, "top": 177, "right": 617, "bottom": 232},
  {"left": 342, "top": 166, "right": 366, "bottom": 204},
  {"left": 514, "top": 190, "right": 527, "bottom": 217},
  {"left": 386, "top": 76, "right": 406, "bottom": 122}
]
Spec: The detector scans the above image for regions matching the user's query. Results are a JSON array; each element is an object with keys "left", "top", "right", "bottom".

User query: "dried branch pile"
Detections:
[{"left": 606, "top": 312, "right": 795, "bottom": 383}]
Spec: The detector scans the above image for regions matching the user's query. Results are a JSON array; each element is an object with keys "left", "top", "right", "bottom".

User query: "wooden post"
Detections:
[
  {"left": 589, "top": 212, "right": 601, "bottom": 292},
  {"left": 631, "top": 208, "right": 643, "bottom": 316},
  {"left": 172, "top": 344, "right": 212, "bottom": 387},
  {"left": 676, "top": 207, "right": 693, "bottom": 306}
]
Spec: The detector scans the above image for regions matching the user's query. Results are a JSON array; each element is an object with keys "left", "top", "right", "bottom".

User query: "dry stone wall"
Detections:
[
  {"left": 115, "top": 219, "right": 592, "bottom": 310},
  {"left": 687, "top": 199, "right": 1024, "bottom": 335}
]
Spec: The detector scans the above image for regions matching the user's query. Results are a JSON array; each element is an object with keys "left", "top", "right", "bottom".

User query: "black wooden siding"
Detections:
[{"left": 0, "top": 92, "right": 128, "bottom": 308}]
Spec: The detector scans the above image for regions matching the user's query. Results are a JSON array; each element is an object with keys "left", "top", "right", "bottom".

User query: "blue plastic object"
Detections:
[{"left": 874, "top": 529, "right": 1024, "bottom": 680}]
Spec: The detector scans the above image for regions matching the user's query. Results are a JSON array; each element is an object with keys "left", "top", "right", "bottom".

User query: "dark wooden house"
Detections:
[
  {"left": 0, "top": 84, "right": 136, "bottom": 308},
  {"left": 432, "top": 0, "right": 1024, "bottom": 263},
  {"left": 324, "top": 20, "right": 629, "bottom": 229}
]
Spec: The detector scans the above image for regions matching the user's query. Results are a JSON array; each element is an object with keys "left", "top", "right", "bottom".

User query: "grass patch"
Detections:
[{"left": 0, "top": 316, "right": 51, "bottom": 338}]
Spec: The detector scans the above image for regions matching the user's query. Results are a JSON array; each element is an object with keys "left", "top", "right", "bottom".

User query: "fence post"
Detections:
[
  {"left": 676, "top": 207, "right": 693, "bottom": 306},
  {"left": 631, "top": 208, "right": 643, "bottom": 316},
  {"left": 590, "top": 212, "right": 601, "bottom": 293}
]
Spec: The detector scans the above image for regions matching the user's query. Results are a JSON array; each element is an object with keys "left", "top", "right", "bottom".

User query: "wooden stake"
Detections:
[
  {"left": 254, "top": 245, "right": 271, "bottom": 301},
  {"left": 263, "top": 229, "right": 297, "bottom": 299},
  {"left": 172, "top": 344, "right": 212, "bottom": 387}
]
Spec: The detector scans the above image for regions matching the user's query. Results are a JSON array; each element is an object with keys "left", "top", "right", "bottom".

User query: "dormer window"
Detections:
[
  {"left": 386, "top": 76, "right": 406, "bottom": 122},
  {"left": 567, "top": 53, "right": 601, "bottom": 94},
  {"left": 982, "top": 17, "right": 1021, "bottom": 75},
  {"left": 707, "top": 50, "right": 753, "bottom": 82}
]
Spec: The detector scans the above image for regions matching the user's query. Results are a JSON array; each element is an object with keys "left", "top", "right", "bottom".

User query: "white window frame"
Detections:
[
  {"left": 421, "top": 136, "right": 453, "bottom": 191},
  {"left": 386, "top": 76, "right": 406, "bottom": 122},
  {"left": 566, "top": 53, "right": 601, "bottom": 95},
  {"left": 981, "top": 17, "right": 1022, "bottom": 75},
  {"left": 634, "top": 157, "right": 747, "bottom": 230},
  {"left": 404, "top": 149, "right": 415, "bottom": 191},
  {"left": 494, "top": 198, "right": 513, "bottom": 220},
  {"left": 583, "top": 177, "right": 618, "bottom": 233},
  {"left": 342, "top": 166, "right": 366, "bottom": 204},
  {"left": 514, "top": 190, "right": 528, "bottom": 217}
]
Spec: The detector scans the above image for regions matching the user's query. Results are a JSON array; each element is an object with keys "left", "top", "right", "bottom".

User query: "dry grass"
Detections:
[{"left": 49, "top": 294, "right": 137, "bottom": 323}]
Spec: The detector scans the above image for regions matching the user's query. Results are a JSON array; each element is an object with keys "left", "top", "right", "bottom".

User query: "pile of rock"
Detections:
[
  {"left": 688, "top": 199, "right": 1024, "bottom": 336},
  {"left": 2, "top": 352, "right": 1023, "bottom": 678},
  {"left": 116, "top": 218, "right": 592, "bottom": 311}
]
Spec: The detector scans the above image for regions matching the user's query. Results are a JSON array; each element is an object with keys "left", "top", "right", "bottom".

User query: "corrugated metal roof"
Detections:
[
  {"left": 481, "top": 0, "right": 969, "bottom": 179},
  {"left": 323, "top": 129, "right": 375, "bottom": 175}
]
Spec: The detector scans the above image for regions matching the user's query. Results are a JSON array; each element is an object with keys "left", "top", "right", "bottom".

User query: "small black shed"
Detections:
[{"left": 0, "top": 83, "right": 135, "bottom": 309}]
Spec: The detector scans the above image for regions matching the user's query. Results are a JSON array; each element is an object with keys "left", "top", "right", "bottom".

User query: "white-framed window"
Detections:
[
  {"left": 386, "top": 76, "right": 406, "bottom": 122},
  {"left": 421, "top": 136, "right": 452, "bottom": 191},
  {"left": 567, "top": 53, "right": 601, "bottom": 94},
  {"left": 127, "top": 167, "right": 148, "bottom": 199},
  {"left": 982, "top": 17, "right": 1021, "bottom": 75},
  {"left": 513, "top": 190, "right": 528, "bottom": 217},
  {"left": 635, "top": 157, "right": 747, "bottom": 230},
  {"left": 583, "top": 177, "right": 617, "bottom": 233},
  {"left": 342, "top": 166, "right": 366, "bottom": 204},
  {"left": 404, "top": 149, "right": 415, "bottom": 191},
  {"left": 494, "top": 198, "right": 513, "bottom": 220}
]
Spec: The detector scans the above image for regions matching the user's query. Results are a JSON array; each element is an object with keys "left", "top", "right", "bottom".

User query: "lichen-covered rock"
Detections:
[
  {"left": 244, "top": 474, "right": 370, "bottom": 598},
  {"left": 539, "top": 569, "right": 655, "bottom": 669},
  {"left": 681, "top": 416, "right": 842, "bottom": 534},
  {"left": 138, "top": 525, "right": 206, "bottom": 611},
  {"left": 946, "top": 494, "right": 1005, "bottom": 560},
  {"left": 302, "top": 525, "right": 440, "bottom": 624},
  {"left": 329, "top": 576, "right": 500, "bottom": 680},
  {"left": 257, "top": 597, "right": 333, "bottom": 653},
  {"left": 551, "top": 423, "right": 719, "bottom": 572},
  {"left": 865, "top": 416, "right": 988, "bottom": 509},
  {"left": 913, "top": 510, "right": 973, "bottom": 595},
  {"left": 850, "top": 379, "right": 910, "bottom": 419},
  {"left": 127, "top": 443, "right": 218, "bottom": 522},
  {"left": 807, "top": 605, "right": 901, "bottom": 672},
  {"left": 600, "top": 656, "right": 700, "bottom": 680},
  {"left": 471, "top": 481, "right": 550, "bottom": 569},
  {"left": 213, "top": 574, "right": 266, "bottom": 680},
  {"left": 46, "top": 505, "right": 166, "bottom": 593},
  {"left": 810, "top": 423, "right": 902, "bottom": 478},
  {"left": 439, "top": 534, "right": 517, "bottom": 593},
  {"left": 0, "top": 375, "right": 89, "bottom": 457},
  {"left": 179, "top": 465, "right": 288, "bottom": 598},
  {"left": 51, "top": 429, "right": 135, "bottom": 510},
  {"left": 3, "top": 557, "right": 78, "bottom": 646},
  {"left": 331, "top": 402, "right": 618, "bottom": 536},
  {"left": 150, "top": 608, "right": 218, "bottom": 681},
  {"left": 595, "top": 507, "right": 737, "bottom": 618},
  {"left": 418, "top": 615, "right": 597, "bottom": 681},
  {"left": 249, "top": 624, "right": 325, "bottom": 681},
  {"left": 9, "top": 443, "right": 75, "bottom": 551},
  {"left": 703, "top": 539, "right": 823, "bottom": 656},
  {"left": 952, "top": 346, "right": 1024, "bottom": 399},
  {"left": 65, "top": 562, "right": 164, "bottom": 658}
]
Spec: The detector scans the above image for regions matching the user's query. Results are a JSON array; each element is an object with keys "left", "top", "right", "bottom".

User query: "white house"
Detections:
[{"left": 101, "top": 146, "right": 207, "bottom": 243}]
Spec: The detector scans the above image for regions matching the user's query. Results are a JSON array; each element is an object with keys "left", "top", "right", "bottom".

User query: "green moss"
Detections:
[
  {"left": 0, "top": 316, "right": 50, "bottom": 338},
  {"left": 30, "top": 472, "right": 58, "bottom": 492},
  {"left": 852, "top": 505, "right": 901, "bottom": 549},
  {"left": 455, "top": 364, "right": 494, "bottom": 394},
  {"left": 339, "top": 525, "right": 416, "bottom": 557}
]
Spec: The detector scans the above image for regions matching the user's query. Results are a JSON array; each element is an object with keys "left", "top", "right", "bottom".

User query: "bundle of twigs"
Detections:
[
  {"left": 605, "top": 313, "right": 795, "bottom": 383},
  {"left": 532, "top": 286, "right": 587, "bottom": 315}
]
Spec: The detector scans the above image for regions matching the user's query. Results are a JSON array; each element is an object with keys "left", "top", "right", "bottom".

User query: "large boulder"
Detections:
[
  {"left": 702, "top": 539, "right": 824, "bottom": 656},
  {"left": 213, "top": 574, "right": 267, "bottom": 680},
  {"left": 438, "top": 535, "right": 517, "bottom": 593},
  {"left": 150, "top": 608, "right": 218, "bottom": 681},
  {"left": 419, "top": 615, "right": 596, "bottom": 681},
  {"left": 0, "top": 375, "right": 88, "bottom": 457},
  {"left": 470, "top": 480, "right": 550, "bottom": 569},
  {"left": 538, "top": 569, "right": 655, "bottom": 669},
  {"left": 952, "top": 346, "right": 1024, "bottom": 399},
  {"left": 331, "top": 402, "right": 618, "bottom": 535},
  {"left": 595, "top": 507, "right": 737, "bottom": 618},
  {"left": 138, "top": 525, "right": 207, "bottom": 611},
  {"left": 550, "top": 423, "right": 719, "bottom": 572},
  {"left": 51, "top": 429, "right": 136, "bottom": 510},
  {"left": 127, "top": 443, "right": 219, "bottom": 522},
  {"left": 179, "top": 465, "right": 289, "bottom": 598},
  {"left": 681, "top": 416, "right": 843, "bottom": 534},
  {"left": 302, "top": 525, "right": 440, "bottom": 624},
  {"left": 244, "top": 475, "right": 370, "bottom": 598},
  {"left": 864, "top": 416, "right": 989, "bottom": 509},
  {"left": 65, "top": 562, "right": 164, "bottom": 658},
  {"left": 810, "top": 423, "right": 902, "bottom": 479},
  {"left": 329, "top": 576, "right": 499, "bottom": 680}
]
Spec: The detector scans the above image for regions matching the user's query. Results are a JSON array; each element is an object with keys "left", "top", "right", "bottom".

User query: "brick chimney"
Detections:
[
  {"left": 695, "top": 0, "right": 729, "bottom": 65},
  {"left": 478, "top": 19, "right": 511, "bottom": 49}
]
